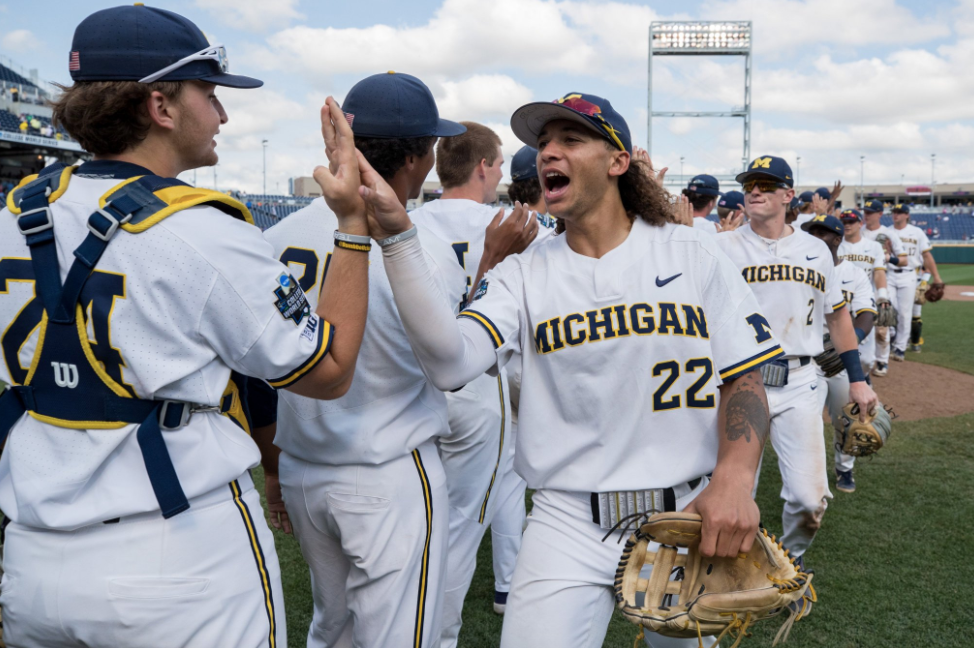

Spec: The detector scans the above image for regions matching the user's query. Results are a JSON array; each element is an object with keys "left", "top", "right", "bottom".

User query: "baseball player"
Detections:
[
  {"left": 716, "top": 157, "right": 879, "bottom": 567},
  {"left": 794, "top": 187, "right": 833, "bottom": 227},
  {"left": 260, "top": 72, "right": 468, "bottom": 648},
  {"left": 352, "top": 91, "right": 788, "bottom": 648},
  {"left": 860, "top": 200, "right": 908, "bottom": 376},
  {"left": 889, "top": 204, "right": 943, "bottom": 356},
  {"left": 803, "top": 215, "right": 876, "bottom": 494},
  {"left": 408, "top": 122, "right": 539, "bottom": 646},
  {"left": 682, "top": 174, "right": 721, "bottom": 233},
  {"left": 716, "top": 190, "right": 746, "bottom": 232},
  {"left": 0, "top": 7, "right": 374, "bottom": 647},
  {"left": 837, "top": 208, "right": 888, "bottom": 375}
]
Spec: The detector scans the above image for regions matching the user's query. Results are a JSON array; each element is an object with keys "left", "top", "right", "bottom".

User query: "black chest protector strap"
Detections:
[{"left": 0, "top": 169, "right": 242, "bottom": 519}]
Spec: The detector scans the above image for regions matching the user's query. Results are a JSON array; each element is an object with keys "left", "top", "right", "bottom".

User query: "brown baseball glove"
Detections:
[
  {"left": 615, "top": 513, "right": 815, "bottom": 648},
  {"left": 813, "top": 335, "right": 844, "bottom": 377},
  {"left": 834, "top": 402, "right": 894, "bottom": 457},
  {"left": 925, "top": 282, "right": 945, "bottom": 302}
]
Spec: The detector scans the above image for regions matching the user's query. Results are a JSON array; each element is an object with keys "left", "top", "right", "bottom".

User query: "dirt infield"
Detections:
[
  {"left": 870, "top": 361, "right": 974, "bottom": 421},
  {"left": 944, "top": 285, "right": 974, "bottom": 302}
]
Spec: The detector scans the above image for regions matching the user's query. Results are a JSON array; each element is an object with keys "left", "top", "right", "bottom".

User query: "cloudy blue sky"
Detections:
[{"left": 2, "top": 0, "right": 972, "bottom": 194}]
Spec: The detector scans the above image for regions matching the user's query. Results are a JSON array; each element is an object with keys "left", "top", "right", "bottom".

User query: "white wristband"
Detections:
[
  {"left": 376, "top": 226, "right": 418, "bottom": 248},
  {"left": 921, "top": 272, "right": 932, "bottom": 283},
  {"left": 877, "top": 287, "right": 889, "bottom": 300}
]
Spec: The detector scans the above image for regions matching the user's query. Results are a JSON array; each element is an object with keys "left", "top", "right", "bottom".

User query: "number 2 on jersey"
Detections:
[{"left": 806, "top": 298, "right": 814, "bottom": 326}]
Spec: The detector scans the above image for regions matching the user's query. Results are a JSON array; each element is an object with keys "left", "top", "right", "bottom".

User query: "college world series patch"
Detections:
[
  {"left": 473, "top": 278, "right": 489, "bottom": 301},
  {"left": 274, "top": 273, "right": 311, "bottom": 325}
]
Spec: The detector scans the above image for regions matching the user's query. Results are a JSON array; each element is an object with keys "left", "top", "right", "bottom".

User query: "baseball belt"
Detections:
[
  {"left": 591, "top": 478, "right": 703, "bottom": 530},
  {"left": 760, "top": 356, "right": 810, "bottom": 387}
]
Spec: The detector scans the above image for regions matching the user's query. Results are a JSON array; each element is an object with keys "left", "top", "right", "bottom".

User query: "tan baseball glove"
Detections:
[
  {"left": 813, "top": 334, "right": 844, "bottom": 377},
  {"left": 834, "top": 402, "right": 894, "bottom": 457},
  {"left": 876, "top": 298, "right": 897, "bottom": 327},
  {"left": 615, "top": 513, "right": 815, "bottom": 648},
  {"left": 915, "top": 279, "right": 929, "bottom": 305}
]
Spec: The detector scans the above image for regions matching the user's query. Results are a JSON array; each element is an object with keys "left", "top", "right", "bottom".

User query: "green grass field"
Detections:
[
  {"left": 938, "top": 263, "right": 974, "bottom": 286},
  {"left": 261, "top": 265, "right": 974, "bottom": 647}
]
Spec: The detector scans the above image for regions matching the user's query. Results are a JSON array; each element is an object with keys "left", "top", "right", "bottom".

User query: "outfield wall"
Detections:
[{"left": 932, "top": 245, "right": 974, "bottom": 264}]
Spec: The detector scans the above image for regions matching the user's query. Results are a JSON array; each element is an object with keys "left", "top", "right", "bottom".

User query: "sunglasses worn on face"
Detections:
[
  {"left": 742, "top": 179, "right": 789, "bottom": 194},
  {"left": 139, "top": 44, "right": 228, "bottom": 84}
]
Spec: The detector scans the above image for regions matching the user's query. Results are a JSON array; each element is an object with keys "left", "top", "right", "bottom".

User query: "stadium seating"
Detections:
[
  {"left": 237, "top": 194, "right": 315, "bottom": 231},
  {"left": 0, "top": 62, "right": 39, "bottom": 90}
]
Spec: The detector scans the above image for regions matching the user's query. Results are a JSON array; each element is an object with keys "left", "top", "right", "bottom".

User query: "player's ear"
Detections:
[
  {"left": 783, "top": 188, "right": 795, "bottom": 204},
  {"left": 146, "top": 90, "right": 178, "bottom": 132},
  {"left": 607, "top": 150, "right": 630, "bottom": 178}
]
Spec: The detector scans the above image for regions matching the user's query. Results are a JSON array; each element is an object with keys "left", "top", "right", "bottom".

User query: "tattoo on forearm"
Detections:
[{"left": 724, "top": 374, "right": 770, "bottom": 444}]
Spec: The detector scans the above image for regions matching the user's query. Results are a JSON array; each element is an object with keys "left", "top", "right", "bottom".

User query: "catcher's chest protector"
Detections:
[{"left": 0, "top": 164, "right": 253, "bottom": 518}]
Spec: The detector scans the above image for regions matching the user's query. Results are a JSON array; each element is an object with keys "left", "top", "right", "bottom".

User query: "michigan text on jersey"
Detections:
[
  {"left": 533, "top": 302, "right": 708, "bottom": 355},
  {"left": 740, "top": 265, "right": 827, "bottom": 292}
]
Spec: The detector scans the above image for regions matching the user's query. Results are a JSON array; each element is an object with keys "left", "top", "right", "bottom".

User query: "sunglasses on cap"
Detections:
[
  {"left": 742, "top": 179, "right": 790, "bottom": 194},
  {"left": 839, "top": 212, "right": 860, "bottom": 221},
  {"left": 139, "top": 43, "right": 229, "bottom": 84}
]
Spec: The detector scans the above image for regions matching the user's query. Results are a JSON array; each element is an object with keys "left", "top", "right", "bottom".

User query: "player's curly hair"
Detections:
[
  {"left": 554, "top": 148, "right": 678, "bottom": 234},
  {"left": 51, "top": 81, "right": 185, "bottom": 156},
  {"left": 355, "top": 136, "right": 437, "bottom": 181},
  {"left": 507, "top": 177, "right": 542, "bottom": 207}
]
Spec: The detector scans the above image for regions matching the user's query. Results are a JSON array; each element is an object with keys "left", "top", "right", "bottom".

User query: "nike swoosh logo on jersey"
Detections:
[
  {"left": 810, "top": 384, "right": 818, "bottom": 390},
  {"left": 656, "top": 273, "right": 682, "bottom": 287},
  {"left": 806, "top": 255, "right": 818, "bottom": 261},
  {"left": 842, "top": 280, "right": 853, "bottom": 284}
]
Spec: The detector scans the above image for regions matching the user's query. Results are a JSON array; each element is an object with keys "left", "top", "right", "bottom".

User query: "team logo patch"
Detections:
[
  {"left": 274, "top": 273, "right": 311, "bottom": 325},
  {"left": 473, "top": 278, "right": 489, "bottom": 301}
]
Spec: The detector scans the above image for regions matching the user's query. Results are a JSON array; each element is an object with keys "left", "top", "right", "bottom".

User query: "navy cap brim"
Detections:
[
  {"left": 200, "top": 72, "right": 263, "bottom": 89},
  {"left": 433, "top": 118, "right": 466, "bottom": 137},
  {"left": 511, "top": 102, "right": 613, "bottom": 150}
]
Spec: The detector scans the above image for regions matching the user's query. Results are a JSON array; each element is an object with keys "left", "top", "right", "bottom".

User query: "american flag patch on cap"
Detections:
[
  {"left": 69, "top": 51, "right": 80, "bottom": 71},
  {"left": 344, "top": 112, "right": 354, "bottom": 127}
]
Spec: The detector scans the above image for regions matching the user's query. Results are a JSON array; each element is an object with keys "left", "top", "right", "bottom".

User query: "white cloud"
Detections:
[
  {"left": 432, "top": 75, "right": 534, "bottom": 123},
  {"left": 194, "top": 0, "right": 303, "bottom": 32},
  {"left": 217, "top": 87, "right": 312, "bottom": 149},
  {"left": 702, "top": 0, "right": 948, "bottom": 54},
  {"left": 1, "top": 29, "right": 39, "bottom": 53}
]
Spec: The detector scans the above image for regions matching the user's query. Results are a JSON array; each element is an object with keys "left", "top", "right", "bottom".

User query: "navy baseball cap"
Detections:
[
  {"left": 719, "top": 190, "right": 745, "bottom": 210},
  {"left": 839, "top": 208, "right": 864, "bottom": 222},
  {"left": 687, "top": 174, "right": 721, "bottom": 198},
  {"left": 510, "top": 146, "right": 538, "bottom": 181},
  {"left": 69, "top": 4, "right": 261, "bottom": 88},
  {"left": 789, "top": 197, "right": 801, "bottom": 210},
  {"left": 801, "top": 213, "right": 845, "bottom": 237},
  {"left": 798, "top": 191, "right": 814, "bottom": 204},
  {"left": 342, "top": 72, "right": 465, "bottom": 139},
  {"left": 511, "top": 93, "right": 632, "bottom": 154},
  {"left": 814, "top": 187, "right": 831, "bottom": 200},
  {"left": 891, "top": 203, "right": 910, "bottom": 214},
  {"left": 863, "top": 199, "right": 884, "bottom": 213},
  {"left": 736, "top": 156, "right": 794, "bottom": 187}
]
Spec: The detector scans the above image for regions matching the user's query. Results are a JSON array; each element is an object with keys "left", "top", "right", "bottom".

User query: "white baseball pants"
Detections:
[
  {"left": 279, "top": 441, "right": 448, "bottom": 648},
  {"left": 437, "top": 372, "right": 511, "bottom": 648},
  {"left": 877, "top": 271, "right": 918, "bottom": 360},
  {"left": 756, "top": 364, "right": 832, "bottom": 557},
  {"left": 490, "top": 421, "right": 527, "bottom": 594},
  {"left": 1, "top": 472, "right": 285, "bottom": 648},
  {"left": 815, "top": 367, "right": 856, "bottom": 473},
  {"left": 499, "top": 485, "right": 714, "bottom": 648}
]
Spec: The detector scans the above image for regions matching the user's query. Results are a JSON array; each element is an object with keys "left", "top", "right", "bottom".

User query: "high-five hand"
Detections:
[{"left": 315, "top": 97, "right": 365, "bottom": 224}]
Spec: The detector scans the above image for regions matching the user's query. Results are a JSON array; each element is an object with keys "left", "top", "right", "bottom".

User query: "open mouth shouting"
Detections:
[{"left": 544, "top": 169, "right": 571, "bottom": 201}]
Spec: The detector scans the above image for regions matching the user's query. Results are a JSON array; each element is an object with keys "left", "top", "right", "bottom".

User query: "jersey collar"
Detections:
[{"left": 75, "top": 159, "right": 159, "bottom": 180}]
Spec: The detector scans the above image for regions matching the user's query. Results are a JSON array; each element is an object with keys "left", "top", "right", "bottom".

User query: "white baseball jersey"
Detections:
[
  {"left": 794, "top": 212, "right": 817, "bottom": 227},
  {"left": 838, "top": 237, "right": 886, "bottom": 285},
  {"left": 263, "top": 198, "right": 466, "bottom": 465},
  {"left": 891, "top": 223, "right": 931, "bottom": 272},
  {"left": 0, "top": 161, "right": 330, "bottom": 529},
  {"left": 462, "top": 218, "right": 783, "bottom": 491},
  {"left": 692, "top": 216, "right": 718, "bottom": 234},
  {"left": 716, "top": 224, "right": 847, "bottom": 358},
  {"left": 822, "top": 261, "right": 876, "bottom": 335},
  {"left": 862, "top": 224, "right": 907, "bottom": 266}
]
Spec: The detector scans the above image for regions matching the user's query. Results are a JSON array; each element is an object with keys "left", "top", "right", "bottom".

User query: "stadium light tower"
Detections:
[
  {"left": 930, "top": 153, "right": 936, "bottom": 208},
  {"left": 648, "top": 21, "right": 752, "bottom": 181},
  {"left": 262, "top": 139, "right": 269, "bottom": 196}
]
